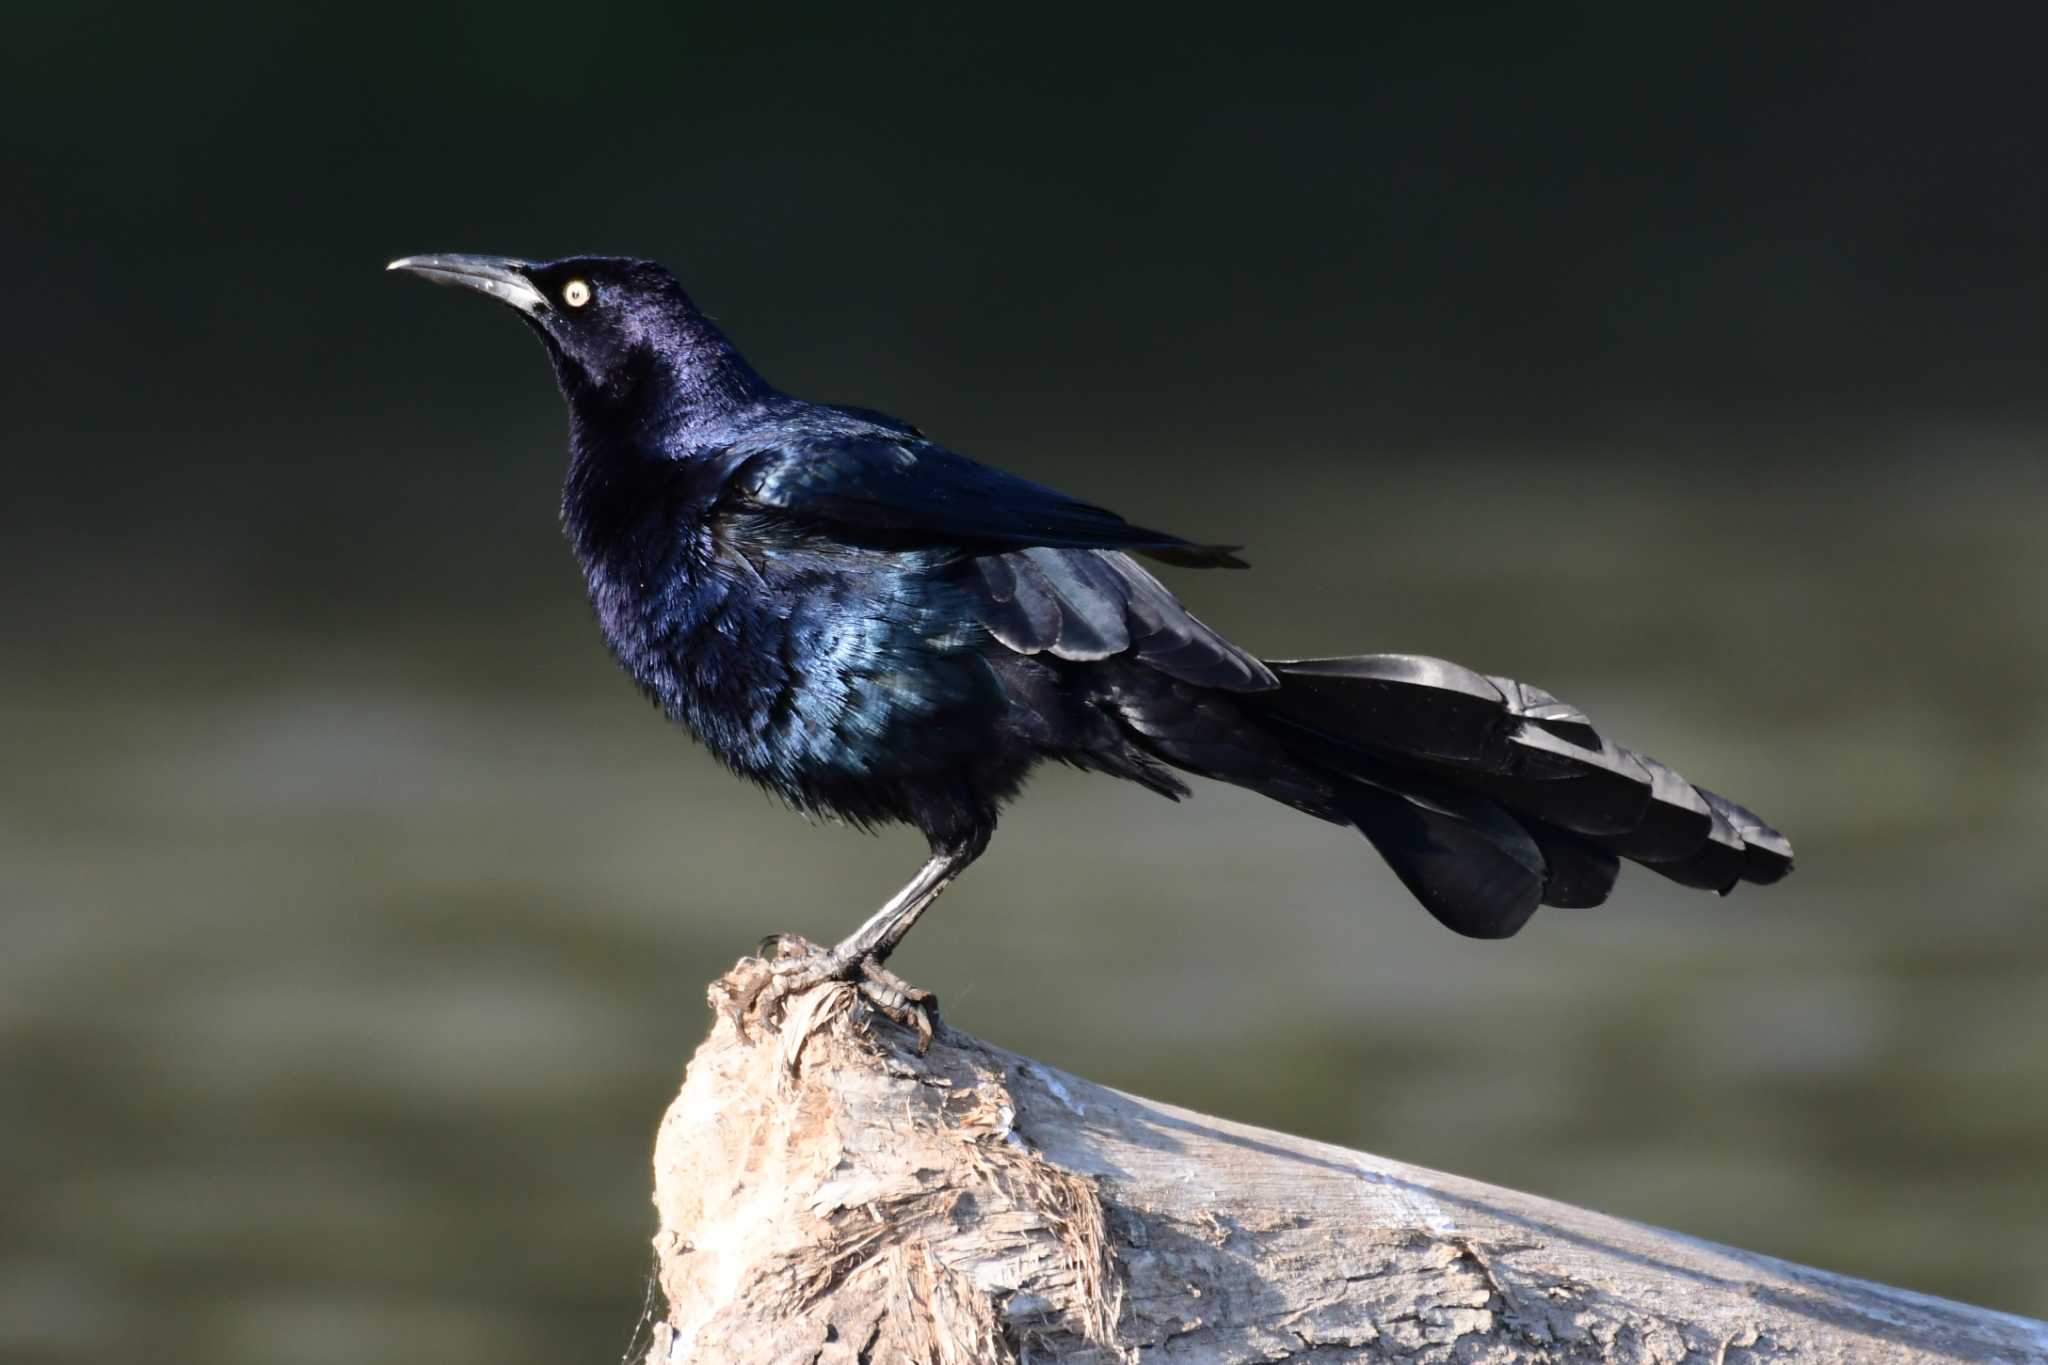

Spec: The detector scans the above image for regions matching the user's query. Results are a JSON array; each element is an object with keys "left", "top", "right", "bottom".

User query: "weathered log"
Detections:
[{"left": 644, "top": 958, "right": 2048, "bottom": 1363}]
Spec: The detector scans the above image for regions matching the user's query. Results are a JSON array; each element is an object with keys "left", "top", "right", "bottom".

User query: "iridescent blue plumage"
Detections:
[
  {"left": 388, "top": 251, "right": 1793, "bottom": 1037},
  {"left": 529, "top": 260, "right": 1269, "bottom": 846}
]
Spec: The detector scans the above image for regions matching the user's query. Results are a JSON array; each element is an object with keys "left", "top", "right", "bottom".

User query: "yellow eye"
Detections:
[{"left": 562, "top": 279, "right": 592, "bottom": 308}]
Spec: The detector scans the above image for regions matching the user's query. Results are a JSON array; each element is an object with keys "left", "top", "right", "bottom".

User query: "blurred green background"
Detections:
[{"left": 5, "top": 6, "right": 2046, "bottom": 1361}]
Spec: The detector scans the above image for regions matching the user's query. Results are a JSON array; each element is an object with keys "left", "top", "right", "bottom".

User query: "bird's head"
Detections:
[{"left": 387, "top": 253, "right": 763, "bottom": 414}]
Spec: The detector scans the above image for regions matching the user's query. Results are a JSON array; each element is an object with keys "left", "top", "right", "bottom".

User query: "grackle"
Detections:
[{"left": 389, "top": 253, "right": 1792, "bottom": 1044}]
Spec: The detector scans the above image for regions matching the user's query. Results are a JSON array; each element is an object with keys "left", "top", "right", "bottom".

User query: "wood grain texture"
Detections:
[{"left": 644, "top": 960, "right": 2048, "bottom": 1363}]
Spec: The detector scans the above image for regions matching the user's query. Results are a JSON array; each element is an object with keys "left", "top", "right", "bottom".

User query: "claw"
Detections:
[
  {"left": 722, "top": 960, "right": 780, "bottom": 1042},
  {"left": 859, "top": 978, "right": 934, "bottom": 1053},
  {"left": 721, "top": 933, "right": 826, "bottom": 1042},
  {"left": 856, "top": 955, "right": 936, "bottom": 1053},
  {"left": 758, "top": 931, "right": 818, "bottom": 961},
  {"left": 728, "top": 937, "right": 938, "bottom": 1052}
]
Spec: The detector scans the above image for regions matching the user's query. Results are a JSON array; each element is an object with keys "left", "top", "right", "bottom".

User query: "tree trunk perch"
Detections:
[{"left": 644, "top": 958, "right": 2048, "bottom": 1363}]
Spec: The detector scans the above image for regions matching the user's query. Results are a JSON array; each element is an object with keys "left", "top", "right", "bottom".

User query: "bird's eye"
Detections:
[{"left": 562, "top": 279, "right": 592, "bottom": 308}]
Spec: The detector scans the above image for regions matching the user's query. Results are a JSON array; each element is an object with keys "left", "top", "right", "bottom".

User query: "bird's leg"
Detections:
[
  {"left": 746, "top": 834, "right": 988, "bottom": 1051},
  {"left": 829, "top": 831, "right": 987, "bottom": 966}
]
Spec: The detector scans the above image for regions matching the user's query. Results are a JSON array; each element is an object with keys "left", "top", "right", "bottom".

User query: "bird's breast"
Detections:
[{"left": 581, "top": 539, "right": 998, "bottom": 791}]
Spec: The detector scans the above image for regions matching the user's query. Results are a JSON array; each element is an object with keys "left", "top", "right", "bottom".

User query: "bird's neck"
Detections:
[
  {"left": 558, "top": 312, "right": 775, "bottom": 457},
  {"left": 647, "top": 310, "right": 776, "bottom": 430},
  {"left": 558, "top": 316, "right": 769, "bottom": 588}
]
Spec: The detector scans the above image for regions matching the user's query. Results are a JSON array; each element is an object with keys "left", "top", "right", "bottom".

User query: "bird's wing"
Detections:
[
  {"left": 725, "top": 433, "right": 1247, "bottom": 568},
  {"left": 970, "top": 547, "right": 1275, "bottom": 691}
]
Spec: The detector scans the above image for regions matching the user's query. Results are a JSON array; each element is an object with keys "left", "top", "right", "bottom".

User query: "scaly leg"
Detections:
[
  {"left": 744, "top": 833, "right": 988, "bottom": 1050},
  {"left": 830, "top": 833, "right": 987, "bottom": 966}
]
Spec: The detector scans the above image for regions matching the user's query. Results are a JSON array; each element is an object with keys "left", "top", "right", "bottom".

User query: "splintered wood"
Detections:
[{"left": 644, "top": 960, "right": 2047, "bottom": 1363}]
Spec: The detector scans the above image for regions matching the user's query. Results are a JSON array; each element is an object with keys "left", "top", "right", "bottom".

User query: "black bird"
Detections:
[{"left": 389, "top": 252, "right": 1792, "bottom": 1040}]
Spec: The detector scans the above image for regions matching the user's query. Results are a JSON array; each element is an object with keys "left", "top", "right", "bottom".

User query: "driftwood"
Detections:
[{"left": 644, "top": 958, "right": 2048, "bottom": 1363}]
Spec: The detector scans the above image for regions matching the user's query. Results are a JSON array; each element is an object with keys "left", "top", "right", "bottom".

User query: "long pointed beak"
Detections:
[{"left": 387, "top": 253, "right": 548, "bottom": 314}]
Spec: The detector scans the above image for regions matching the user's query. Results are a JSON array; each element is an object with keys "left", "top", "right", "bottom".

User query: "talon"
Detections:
[
  {"left": 720, "top": 981, "right": 756, "bottom": 1042},
  {"left": 861, "top": 956, "right": 933, "bottom": 1008},
  {"left": 723, "top": 937, "right": 835, "bottom": 1043},
  {"left": 859, "top": 977, "right": 935, "bottom": 1053},
  {"left": 728, "top": 940, "right": 938, "bottom": 1052},
  {"left": 856, "top": 956, "right": 936, "bottom": 1051},
  {"left": 758, "top": 932, "right": 817, "bottom": 961}
]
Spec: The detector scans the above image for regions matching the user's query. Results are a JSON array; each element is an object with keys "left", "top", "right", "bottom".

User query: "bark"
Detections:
[{"left": 643, "top": 958, "right": 2048, "bottom": 1364}]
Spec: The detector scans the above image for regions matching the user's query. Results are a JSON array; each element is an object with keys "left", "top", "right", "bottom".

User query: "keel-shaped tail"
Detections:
[{"left": 1253, "top": 654, "right": 1793, "bottom": 938}]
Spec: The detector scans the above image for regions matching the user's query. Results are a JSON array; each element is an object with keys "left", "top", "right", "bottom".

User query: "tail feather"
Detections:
[
  {"left": 1649, "top": 790, "right": 1796, "bottom": 892},
  {"left": 1251, "top": 653, "right": 1793, "bottom": 936},
  {"left": 1526, "top": 824, "right": 1622, "bottom": 909},
  {"left": 1332, "top": 775, "right": 1546, "bottom": 939}
]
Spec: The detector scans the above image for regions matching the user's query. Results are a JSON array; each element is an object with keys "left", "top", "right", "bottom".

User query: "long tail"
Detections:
[{"left": 1245, "top": 654, "right": 1794, "bottom": 939}]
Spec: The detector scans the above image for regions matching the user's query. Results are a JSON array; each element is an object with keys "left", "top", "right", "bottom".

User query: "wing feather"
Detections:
[
  {"left": 971, "top": 548, "right": 1273, "bottom": 691},
  {"left": 728, "top": 430, "right": 1246, "bottom": 566}
]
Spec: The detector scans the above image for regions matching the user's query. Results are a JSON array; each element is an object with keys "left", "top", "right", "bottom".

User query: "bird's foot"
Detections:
[{"left": 734, "top": 933, "right": 937, "bottom": 1053}]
